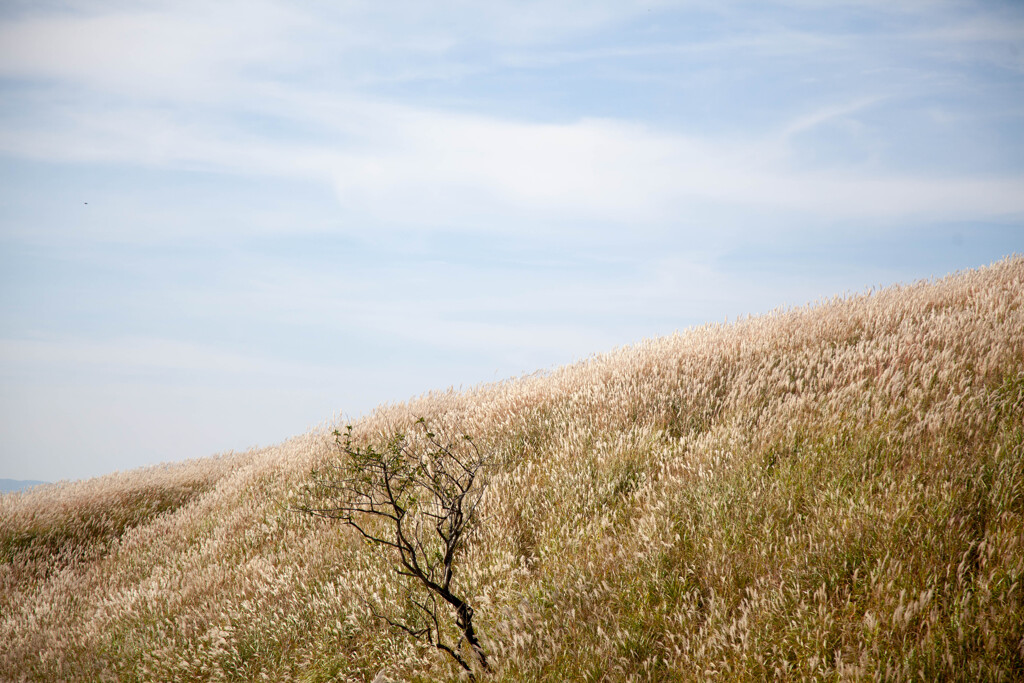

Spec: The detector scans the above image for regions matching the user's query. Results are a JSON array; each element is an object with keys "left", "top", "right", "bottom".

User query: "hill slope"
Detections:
[{"left": 2, "top": 258, "right": 1022, "bottom": 682}]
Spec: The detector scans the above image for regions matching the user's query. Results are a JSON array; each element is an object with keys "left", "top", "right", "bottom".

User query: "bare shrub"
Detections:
[{"left": 297, "top": 418, "right": 492, "bottom": 678}]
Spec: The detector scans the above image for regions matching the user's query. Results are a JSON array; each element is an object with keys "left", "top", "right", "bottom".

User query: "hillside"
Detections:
[{"left": 2, "top": 257, "right": 1022, "bottom": 682}]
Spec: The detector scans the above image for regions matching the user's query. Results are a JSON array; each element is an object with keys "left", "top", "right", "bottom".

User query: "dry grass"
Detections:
[{"left": 2, "top": 256, "right": 1022, "bottom": 682}]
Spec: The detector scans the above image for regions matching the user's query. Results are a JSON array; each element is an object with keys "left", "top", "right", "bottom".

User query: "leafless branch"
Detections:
[{"left": 295, "top": 419, "right": 492, "bottom": 677}]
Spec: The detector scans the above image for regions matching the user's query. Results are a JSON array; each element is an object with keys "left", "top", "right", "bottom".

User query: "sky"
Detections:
[{"left": 1, "top": 0, "right": 1023, "bottom": 483}]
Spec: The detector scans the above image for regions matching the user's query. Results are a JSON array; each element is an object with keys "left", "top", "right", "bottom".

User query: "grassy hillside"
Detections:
[{"left": 2, "top": 257, "right": 1022, "bottom": 682}]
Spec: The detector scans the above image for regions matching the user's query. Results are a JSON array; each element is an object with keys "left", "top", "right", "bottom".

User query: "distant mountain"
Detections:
[{"left": 0, "top": 479, "right": 48, "bottom": 494}]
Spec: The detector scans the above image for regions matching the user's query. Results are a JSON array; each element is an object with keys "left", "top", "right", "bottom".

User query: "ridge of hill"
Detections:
[{"left": 2, "top": 257, "right": 1022, "bottom": 681}]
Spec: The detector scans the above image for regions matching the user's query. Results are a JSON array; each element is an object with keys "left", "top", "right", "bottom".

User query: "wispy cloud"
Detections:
[
  {"left": 3, "top": 91, "right": 1021, "bottom": 242},
  {"left": 3, "top": 1, "right": 1021, "bottom": 248}
]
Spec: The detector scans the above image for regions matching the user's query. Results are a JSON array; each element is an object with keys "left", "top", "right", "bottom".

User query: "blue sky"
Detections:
[{"left": 1, "top": 1, "right": 1022, "bottom": 482}]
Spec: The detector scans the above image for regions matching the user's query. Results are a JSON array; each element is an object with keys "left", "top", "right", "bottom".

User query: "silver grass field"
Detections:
[{"left": 2, "top": 257, "right": 1022, "bottom": 682}]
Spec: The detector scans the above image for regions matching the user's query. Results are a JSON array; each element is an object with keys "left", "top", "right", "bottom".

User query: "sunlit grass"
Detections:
[{"left": 2, "top": 256, "right": 1022, "bottom": 681}]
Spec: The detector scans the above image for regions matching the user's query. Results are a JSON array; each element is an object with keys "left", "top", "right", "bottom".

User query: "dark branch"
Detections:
[{"left": 297, "top": 418, "right": 492, "bottom": 675}]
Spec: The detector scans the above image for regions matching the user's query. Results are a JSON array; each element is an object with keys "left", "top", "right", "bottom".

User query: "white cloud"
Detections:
[
  {"left": 3, "top": 88, "right": 1021, "bottom": 241},
  {"left": 0, "top": 0, "right": 654, "bottom": 97},
  {"left": 2, "top": 0, "right": 1022, "bottom": 244},
  {"left": 779, "top": 97, "right": 886, "bottom": 139},
  {"left": 0, "top": 2, "right": 307, "bottom": 99}
]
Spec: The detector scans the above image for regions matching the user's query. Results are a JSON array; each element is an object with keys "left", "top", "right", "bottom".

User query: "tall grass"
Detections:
[{"left": 2, "top": 257, "right": 1021, "bottom": 681}]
